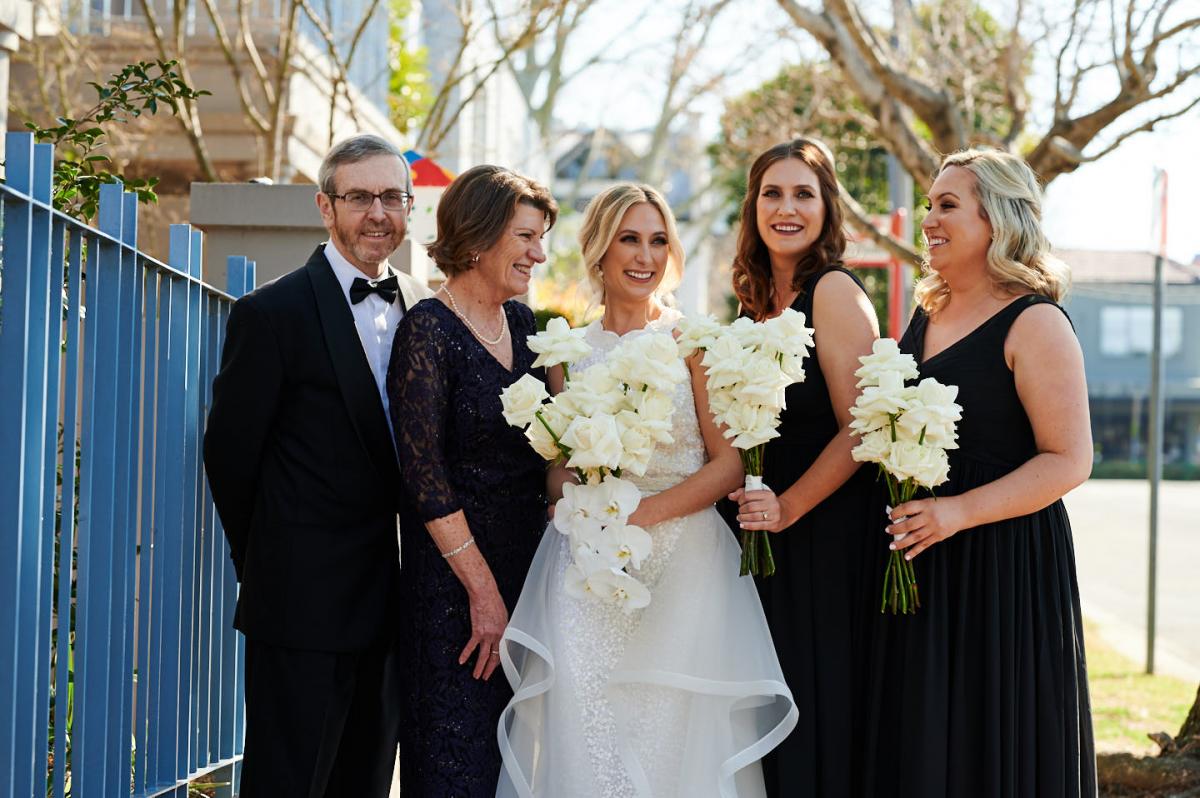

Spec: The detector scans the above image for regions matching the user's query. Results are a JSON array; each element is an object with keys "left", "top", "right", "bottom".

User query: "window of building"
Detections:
[{"left": 1099, "top": 305, "right": 1183, "bottom": 357}]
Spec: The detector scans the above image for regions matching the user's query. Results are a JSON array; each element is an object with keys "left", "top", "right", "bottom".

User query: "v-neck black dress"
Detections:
[
  {"left": 858, "top": 295, "right": 1097, "bottom": 797},
  {"left": 388, "top": 298, "right": 547, "bottom": 797}
]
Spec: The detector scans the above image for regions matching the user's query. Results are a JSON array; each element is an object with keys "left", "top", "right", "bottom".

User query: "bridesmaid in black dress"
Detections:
[
  {"left": 387, "top": 166, "right": 557, "bottom": 796},
  {"left": 729, "top": 139, "right": 879, "bottom": 796},
  {"left": 860, "top": 149, "right": 1096, "bottom": 796}
]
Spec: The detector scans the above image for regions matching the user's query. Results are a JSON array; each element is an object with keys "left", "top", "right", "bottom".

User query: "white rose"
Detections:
[
  {"left": 728, "top": 316, "right": 765, "bottom": 348},
  {"left": 525, "top": 404, "right": 568, "bottom": 461},
  {"left": 882, "top": 439, "right": 927, "bottom": 482},
  {"left": 619, "top": 333, "right": 688, "bottom": 392},
  {"left": 560, "top": 412, "right": 624, "bottom": 471},
  {"left": 629, "top": 390, "right": 675, "bottom": 445},
  {"left": 676, "top": 314, "right": 723, "bottom": 356},
  {"left": 854, "top": 337, "right": 919, "bottom": 388},
  {"left": 562, "top": 362, "right": 623, "bottom": 416},
  {"left": 764, "top": 308, "right": 816, "bottom": 357},
  {"left": 615, "top": 410, "right": 655, "bottom": 476},
  {"left": 701, "top": 334, "right": 751, "bottom": 391},
  {"left": 500, "top": 373, "right": 549, "bottom": 428},
  {"left": 779, "top": 352, "right": 809, "bottom": 382},
  {"left": 883, "top": 440, "right": 948, "bottom": 487},
  {"left": 897, "top": 378, "right": 962, "bottom": 441},
  {"left": 707, "top": 386, "right": 735, "bottom": 426},
  {"left": 721, "top": 401, "right": 780, "bottom": 450},
  {"left": 854, "top": 370, "right": 910, "bottom": 417},
  {"left": 910, "top": 446, "right": 951, "bottom": 488},
  {"left": 848, "top": 405, "right": 891, "bottom": 437},
  {"left": 851, "top": 427, "right": 892, "bottom": 463},
  {"left": 528, "top": 316, "right": 592, "bottom": 369},
  {"left": 733, "top": 353, "right": 791, "bottom": 411}
]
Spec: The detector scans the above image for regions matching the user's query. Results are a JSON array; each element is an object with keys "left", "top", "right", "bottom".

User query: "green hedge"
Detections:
[{"left": 1090, "top": 461, "right": 1200, "bottom": 480}]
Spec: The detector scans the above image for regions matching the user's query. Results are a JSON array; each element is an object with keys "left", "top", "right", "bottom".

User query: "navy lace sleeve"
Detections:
[{"left": 389, "top": 305, "right": 463, "bottom": 522}]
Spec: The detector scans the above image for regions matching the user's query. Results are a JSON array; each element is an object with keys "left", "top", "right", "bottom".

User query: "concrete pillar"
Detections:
[{"left": 0, "top": 1, "right": 34, "bottom": 172}]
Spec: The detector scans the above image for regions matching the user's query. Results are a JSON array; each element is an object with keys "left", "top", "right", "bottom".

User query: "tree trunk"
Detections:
[{"left": 1180, "top": 683, "right": 1200, "bottom": 742}]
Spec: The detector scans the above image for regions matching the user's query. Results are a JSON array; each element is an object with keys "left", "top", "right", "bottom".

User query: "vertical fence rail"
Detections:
[{"left": 0, "top": 131, "right": 248, "bottom": 797}]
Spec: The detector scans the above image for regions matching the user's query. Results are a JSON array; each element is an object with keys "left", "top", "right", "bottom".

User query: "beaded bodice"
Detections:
[{"left": 575, "top": 309, "right": 707, "bottom": 494}]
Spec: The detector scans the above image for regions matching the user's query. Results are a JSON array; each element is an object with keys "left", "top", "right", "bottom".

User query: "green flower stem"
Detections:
[{"left": 534, "top": 409, "right": 571, "bottom": 462}]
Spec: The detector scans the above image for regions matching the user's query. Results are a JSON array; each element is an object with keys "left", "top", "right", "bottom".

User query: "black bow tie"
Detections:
[{"left": 350, "top": 275, "right": 399, "bottom": 305}]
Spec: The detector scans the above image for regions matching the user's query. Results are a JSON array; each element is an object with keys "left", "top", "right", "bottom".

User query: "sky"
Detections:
[{"left": 549, "top": 0, "right": 1200, "bottom": 265}]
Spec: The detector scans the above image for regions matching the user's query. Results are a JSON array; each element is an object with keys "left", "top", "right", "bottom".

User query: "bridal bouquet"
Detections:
[
  {"left": 678, "top": 309, "right": 815, "bottom": 577},
  {"left": 848, "top": 338, "right": 962, "bottom": 614},
  {"left": 500, "top": 318, "right": 689, "bottom": 611}
]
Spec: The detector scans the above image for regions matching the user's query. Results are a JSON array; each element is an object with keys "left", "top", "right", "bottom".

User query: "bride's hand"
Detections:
[
  {"left": 729, "top": 487, "right": 789, "bottom": 533},
  {"left": 461, "top": 586, "right": 508, "bottom": 680}
]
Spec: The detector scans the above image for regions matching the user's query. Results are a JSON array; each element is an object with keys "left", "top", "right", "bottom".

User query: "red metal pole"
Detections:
[{"left": 887, "top": 208, "right": 907, "bottom": 338}]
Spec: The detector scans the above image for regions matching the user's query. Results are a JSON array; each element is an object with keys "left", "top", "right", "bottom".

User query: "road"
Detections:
[{"left": 1064, "top": 479, "right": 1199, "bottom": 681}]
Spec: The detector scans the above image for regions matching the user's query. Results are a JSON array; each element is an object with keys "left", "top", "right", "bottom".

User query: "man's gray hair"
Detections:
[{"left": 318, "top": 134, "right": 411, "bottom": 195}]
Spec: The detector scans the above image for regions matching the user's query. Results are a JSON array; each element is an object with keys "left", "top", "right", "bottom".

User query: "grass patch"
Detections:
[{"left": 1086, "top": 620, "right": 1195, "bottom": 755}]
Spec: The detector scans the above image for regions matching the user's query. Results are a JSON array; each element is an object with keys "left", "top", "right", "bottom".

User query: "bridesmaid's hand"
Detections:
[
  {"left": 886, "top": 496, "right": 971, "bottom": 559},
  {"left": 729, "top": 487, "right": 789, "bottom": 533},
  {"left": 462, "top": 586, "right": 508, "bottom": 680}
]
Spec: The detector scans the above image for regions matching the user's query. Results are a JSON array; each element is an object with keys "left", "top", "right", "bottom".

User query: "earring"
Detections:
[{"left": 471, "top": 254, "right": 480, "bottom": 263}]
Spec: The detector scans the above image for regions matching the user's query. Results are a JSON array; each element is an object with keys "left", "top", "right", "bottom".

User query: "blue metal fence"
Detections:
[{"left": 1, "top": 131, "right": 252, "bottom": 797}]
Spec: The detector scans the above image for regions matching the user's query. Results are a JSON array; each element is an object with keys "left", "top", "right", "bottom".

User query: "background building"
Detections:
[{"left": 1059, "top": 248, "right": 1200, "bottom": 474}]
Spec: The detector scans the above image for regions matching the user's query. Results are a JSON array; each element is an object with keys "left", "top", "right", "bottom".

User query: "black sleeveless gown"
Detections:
[
  {"left": 858, "top": 295, "right": 1097, "bottom": 797},
  {"left": 755, "top": 267, "right": 875, "bottom": 797}
]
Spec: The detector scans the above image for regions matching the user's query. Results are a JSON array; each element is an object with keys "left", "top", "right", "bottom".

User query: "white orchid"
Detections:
[
  {"left": 594, "top": 520, "right": 653, "bottom": 570},
  {"left": 564, "top": 551, "right": 652, "bottom": 613}
]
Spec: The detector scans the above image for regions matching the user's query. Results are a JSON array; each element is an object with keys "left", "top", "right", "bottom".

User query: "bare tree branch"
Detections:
[{"left": 137, "top": 0, "right": 219, "bottom": 180}]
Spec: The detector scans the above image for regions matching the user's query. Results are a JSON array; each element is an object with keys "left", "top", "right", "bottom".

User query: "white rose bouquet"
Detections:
[
  {"left": 500, "top": 324, "right": 690, "bottom": 611},
  {"left": 849, "top": 338, "right": 962, "bottom": 614},
  {"left": 678, "top": 308, "right": 815, "bottom": 577}
]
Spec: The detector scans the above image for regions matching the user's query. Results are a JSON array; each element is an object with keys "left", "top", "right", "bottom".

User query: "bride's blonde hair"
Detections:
[
  {"left": 915, "top": 148, "right": 1070, "bottom": 314},
  {"left": 579, "top": 183, "right": 685, "bottom": 304}
]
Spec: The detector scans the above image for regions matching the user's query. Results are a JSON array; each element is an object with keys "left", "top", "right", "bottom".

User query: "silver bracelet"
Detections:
[{"left": 441, "top": 536, "right": 476, "bottom": 559}]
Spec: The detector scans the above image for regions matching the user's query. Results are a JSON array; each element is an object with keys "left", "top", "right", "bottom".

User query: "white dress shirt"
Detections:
[{"left": 323, "top": 241, "right": 404, "bottom": 426}]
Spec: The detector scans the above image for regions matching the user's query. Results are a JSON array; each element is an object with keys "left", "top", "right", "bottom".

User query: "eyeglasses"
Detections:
[{"left": 327, "top": 190, "right": 413, "bottom": 212}]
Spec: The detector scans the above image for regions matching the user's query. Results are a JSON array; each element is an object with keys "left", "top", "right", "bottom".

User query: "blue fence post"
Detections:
[
  {"left": 109, "top": 189, "right": 141, "bottom": 796},
  {"left": 134, "top": 247, "right": 162, "bottom": 797},
  {"left": 76, "top": 180, "right": 128, "bottom": 797},
  {"left": 153, "top": 224, "right": 192, "bottom": 791},
  {"left": 180, "top": 228, "right": 204, "bottom": 782},
  {"left": 0, "top": 130, "right": 35, "bottom": 798},
  {"left": 37, "top": 208, "right": 67, "bottom": 798},
  {"left": 52, "top": 227, "right": 86, "bottom": 798}
]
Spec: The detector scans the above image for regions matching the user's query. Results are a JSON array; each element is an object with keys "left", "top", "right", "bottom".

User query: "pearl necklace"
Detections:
[{"left": 440, "top": 283, "right": 508, "bottom": 346}]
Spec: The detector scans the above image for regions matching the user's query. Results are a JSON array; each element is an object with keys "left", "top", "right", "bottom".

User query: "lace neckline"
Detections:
[{"left": 584, "top": 307, "right": 681, "bottom": 347}]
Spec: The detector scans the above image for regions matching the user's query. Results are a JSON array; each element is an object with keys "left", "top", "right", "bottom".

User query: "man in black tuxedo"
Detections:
[{"left": 203, "top": 134, "right": 431, "bottom": 797}]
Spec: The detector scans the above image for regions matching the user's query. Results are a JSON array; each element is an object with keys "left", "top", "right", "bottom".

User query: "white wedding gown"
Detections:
[{"left": 497, "top": 310, "right": 798, "bottom": 798}]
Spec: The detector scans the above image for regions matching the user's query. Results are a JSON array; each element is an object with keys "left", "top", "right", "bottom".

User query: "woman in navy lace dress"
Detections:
[{"left": 387, "top": 165, "right": 557, "bottom": 796}]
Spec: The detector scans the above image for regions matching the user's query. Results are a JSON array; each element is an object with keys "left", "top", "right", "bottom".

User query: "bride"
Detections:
[{"left": 497, "top": 183, "right": 797, "bottom": 797}]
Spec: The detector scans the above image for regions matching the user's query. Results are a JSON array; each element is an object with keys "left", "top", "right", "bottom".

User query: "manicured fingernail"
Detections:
[
  {"left": 885, "top": 505, "right": 893, "bottom": 514},
  {"left": 888, "top": 543, "right": 896, "bottom": 550},
  {"left": 905, "top": 553, "right": 913, "bottom": 561}
]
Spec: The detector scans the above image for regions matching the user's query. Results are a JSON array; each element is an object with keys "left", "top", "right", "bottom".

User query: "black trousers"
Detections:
[{"left": 239, "top": 637, "right": 399, "bottom": 798}]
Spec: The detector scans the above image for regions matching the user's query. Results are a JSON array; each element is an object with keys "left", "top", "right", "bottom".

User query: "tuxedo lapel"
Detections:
[{"left": 304, "top": 246, "right": 402, "bottom": 489}]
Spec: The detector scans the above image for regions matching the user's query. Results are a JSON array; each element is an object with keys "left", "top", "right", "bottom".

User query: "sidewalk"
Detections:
[{"left": 1063, "top": 479, "right": 1199, "bottom": 682}]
